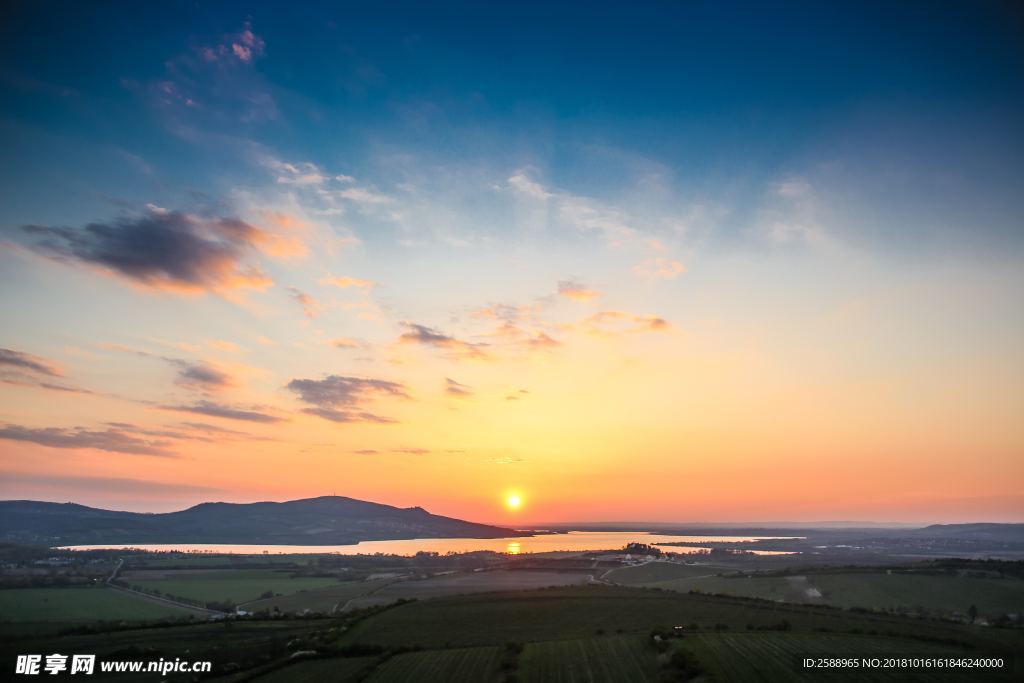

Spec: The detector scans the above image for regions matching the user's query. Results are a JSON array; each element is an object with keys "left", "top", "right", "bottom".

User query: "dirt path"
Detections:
[{"left": 107, "top": 557, "right": 224, "bottom": 617}]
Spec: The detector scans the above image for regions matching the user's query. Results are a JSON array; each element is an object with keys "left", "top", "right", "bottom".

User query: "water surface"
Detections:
[{"left": 64, "top": 531, "right": 797, "bottom": 556}]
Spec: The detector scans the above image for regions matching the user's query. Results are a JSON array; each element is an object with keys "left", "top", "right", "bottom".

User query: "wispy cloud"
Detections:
[
  {"left": 170, "top": 359, "right": 235, "bottom": 393},
  {"left": 398, "top": 323, "right": 491, "bottom": 361},
  {"left": 287, "top": 286, "right": 322, "bottom": 318},
  {"left": 160, "top": 400, "right": 284, "bottom": 423},
  {"left": 286, "top": 375, "right": 408, "bottom": 424},
  {"left": 0, "top": 424, "right": 176, "bottom": 457},
  {"left": 321, "top": 275, "right": 376, "bottom": 289},
  {"left": 0, "top": 348, "right": 62, "bottom": 377},
  {"left": 633, "top": 257, "right": 686, "bottom": 280},
  {"left": 557, "top": 280, "right": 601, "bottom": 302},
  {"left": 19, "top": 208, "right": 275, "bottom": 294},
  {"left": 445, "top": 377, "right": 473, "bottom": 397}
]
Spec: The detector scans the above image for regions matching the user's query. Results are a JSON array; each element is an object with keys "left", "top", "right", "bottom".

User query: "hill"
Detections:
[{"left": 0, "top": 496, "right": 526, "bottom": 546}]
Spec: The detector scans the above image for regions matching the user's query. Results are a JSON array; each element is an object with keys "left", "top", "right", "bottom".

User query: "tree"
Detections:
[{"left": 968, "top": 604, "right": 978, "bottom": 623}]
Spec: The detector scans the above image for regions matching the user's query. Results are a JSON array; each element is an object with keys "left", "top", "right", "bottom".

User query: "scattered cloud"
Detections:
[
  {"left": 398, "top": 323, "right": 491, "bottom": 361},
  {"left": 19, "top": 208, "right": 275, "bottom": 294},
  {"left": 0, "top": 472, "right": 221, "bottom": 495},
  {"left": 287, "top": 286, "right": 322, "bottom": 318},
  {"left": 170, "top": 359, "right": 234, "bottom": 393},
  {"left": 558, "top": 280, "right": 600, "bottom": 302},
  {"left": 0, "top": 348, "right": 62, "bottom": 377},
  {"left": 392, "top": 447, "right": 430, "bottom": 455},
  {"left": 198, "top": 20, "right": 266, "bottom": 64},
  {"left": 208, "top": 339, "right": 242, "bottom": 353},
  {"left": 445, "top": 377, "right": 473, "bottom": 397},
  {"left": 505, "top": 389, "right": 529, "bottom": 401},
  {"left": 160, "top": 400, "right": 283, "bottom": 423},
  {"left": 331, "top": 337, "right": 362, "bottom": 350},
  {"left": 0, "top": 424, "right": 176, "bottom": 456},
  {"left": 353, "top": 449, "right": 379, "bottom": 455},
  {"left": 507, "top": 172, "right": 553, "bottom": 200},
  {"left": 321, "top": 275, "right": 376, "bottom": 289},
  {"left": 582, "top": 311, "right": 672, "bottom": 336},
  {"left": 286, "top": 375, "right": 408, "bottom": 424},
  {"left": 633, "top": 257, "right": 686, "bottom": 280}
]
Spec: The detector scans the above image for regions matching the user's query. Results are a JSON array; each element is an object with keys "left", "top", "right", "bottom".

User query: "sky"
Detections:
[{"left": 1, "top": 1, "right": 1022, "bottom": 524}]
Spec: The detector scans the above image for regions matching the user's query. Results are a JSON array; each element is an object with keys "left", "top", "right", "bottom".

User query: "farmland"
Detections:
[
  {"left": 241, "top": 579, "right": 392, "bottom": 613},
  {"left": 368, "top": 646, "right": 503, "bottom": 682},
  {"left": 604, "top": 560, "right": 732, "bottom": 584},
  {"left": 0, "top": 586, "right": 199, "bottom": 636},
  {"left": 682, "top": 632, "right": 979, "bottom": 682},
  {"left": 519, "top": 635, "right": 660, "bottom": 682},
  {"left": 609, "top": 563, "right": 1024, "bottom": 619},
  {"left": 252, "top": 656, "right": 378, "bottom": 682},
  {"left": 0, "top": 583, "right": 1020, "bottom": 681},
  {"left": 119, "top": 568, "right": 340, "bottom": 605}
]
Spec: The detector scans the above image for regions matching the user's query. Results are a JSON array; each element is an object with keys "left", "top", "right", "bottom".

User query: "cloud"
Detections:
[
  {"left": 331, "top": 337, "right": 362, "bottom": 350},
  {"left": 321, "top": 275, "right": 376, "bottom": 289},
  {"left": 445, "top": 377, "right": 473, "bottom": 397},
  {"left": 270, "top": 160, "right": 328, "bottom": 186},
  {"left": 505, "top": 389, "right": 529, "bottom": 401},
  {"left": 208, "top": 339, "right": 242, "bottom": 352},
  {"left": 287, "top": 286, "right": 322, "bottom": 318},
  {"left": 557, "top": 280, "right": 601, "bottom": 302},
  {"left": 160, "top": 400, "right": 283, "bottom": 423},
  {"left": 198, "top": 20, "right": 266, "bottom": 65},
  {"left": 286, "top": 375, "right": 408, "bottom": 424},
  {"left": 170, "top": 360, "right": 234, "bottom": 393},
  {"left": 353, "top": 449, "right": 379, "bottom": 455},
  {"left": 526, "top": 332, "right": 562, "bottom": 349},
  {"left": 0, "top": 348, "right": 62, "bottom": 377},
  {"left": 633, "top": 257, "right": 686, "bottom": 280},
  {"left": 0, "top": 424, "right": 176, "bottom": 456},
  {"left": 19, "top": 208, "right": 274, "bottom": 294},
  {"left": 583, "top": 311, "right": 672, "bottom": 335},
  {"left": 507, "top": 172, "right": 552, "bottom": 200},
  {"left": 393, "top": 447, "right": 430, "bottom": 455},
  {"left": 0, "top": 473, "right": 221, "bottom": 495},
  {"left": 337, "top": 187, "right": 393, "bottom": 205},
  {"left": 399, "top": 323, "right": 491, "bottom": 361}
]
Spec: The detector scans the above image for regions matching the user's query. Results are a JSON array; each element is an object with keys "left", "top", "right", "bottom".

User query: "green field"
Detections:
[
  {"left": 604, "top": 561, "right": 732, "bottom": 584},
  {"left": 811, "top": 573, "right": 1024, "bottom": 617},
  {"left": 252, "top": 656, "right": 378, "bottom": 682},
  {"left": 0, "top": 586, "right": 198, "bottom": 635},
  {"left": 624, "top": 571, "right": 1024, "bottom": 619},
  {"left": 683, "top": 632, "right": 978, "bottom": 682},
  {"left": 340, "top": 585, "right": 1019, "bottom": 652},
  {"left": 368, "top": 647, "right": 502, "bottom": 682},
  {"left": 120, "top": 569, "right": 340, "bottom": 605},
  {"left": 242, "top": 579, "right": 391, "bottom": 613},
  {"left": 520, "top": 636, "right": 659, "bottom": 682}
]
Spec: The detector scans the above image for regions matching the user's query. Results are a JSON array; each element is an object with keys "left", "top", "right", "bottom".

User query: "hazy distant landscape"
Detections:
[{"left": 2, "top": 496, "right": 1023, "bottom": 680}]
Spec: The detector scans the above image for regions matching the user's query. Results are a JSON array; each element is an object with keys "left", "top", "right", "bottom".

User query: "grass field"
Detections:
[
  {"left": 0, "top": 586, "right": 198, "bottom": 635},
  {"left": 120, "top": 569, "right": 340, "bottom": 604},
  {"left": 811, "top": 573, "right": 1024, "bottom": 617},
  {"left": 252, "top": 656, "right": 378, "bottom": 682},
  {"left": 340, "top": 585, "right": 1020, "bottom": 652},
  {"left": 626, "top": 571, "right": 1024, "bottom": 619},
  {"left": 347, "top": 571, "right": 591, "bottom": 608},
  {"left": 604, "top": 561, "right": 732, "bottom": 584},
  {"left": 683, "top": 632, "right": 978, "bottom": 682},
  {"left": 368, "top": 647, "right": 502, "bottom": 682},
  {"left": 519, "top": 635, "right": 660, "bottom": 682},
  {"left": 241, "top": 579, "right": 391, "bottom": 613}
]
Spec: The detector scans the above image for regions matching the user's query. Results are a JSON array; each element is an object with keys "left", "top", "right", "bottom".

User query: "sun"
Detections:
[{"left": 505, "top": 493, "right": 523, "bottom": 510}]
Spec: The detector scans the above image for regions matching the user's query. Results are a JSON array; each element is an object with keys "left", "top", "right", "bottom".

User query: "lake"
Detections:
[{"left": 63, "top": 531, "right": 798, "bottom": 556}]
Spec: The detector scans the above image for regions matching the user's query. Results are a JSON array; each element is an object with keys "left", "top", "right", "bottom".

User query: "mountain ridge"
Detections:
[{"left": 0, "top": 496, "right": 528, "bottom": 546}]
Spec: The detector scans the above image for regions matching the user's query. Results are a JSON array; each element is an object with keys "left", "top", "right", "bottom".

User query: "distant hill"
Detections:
[
  {"left": 0, "top": 496, "right": 527, "bottom": 546},
  {"left": 910, "top": 523, "right": 1024, "bottom": 542}
]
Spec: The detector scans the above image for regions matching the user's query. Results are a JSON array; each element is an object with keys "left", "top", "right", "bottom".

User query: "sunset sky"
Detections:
[{"left": 1, "top": 1, "right": 1022, "bottom": 524}]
